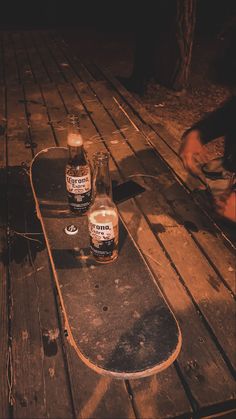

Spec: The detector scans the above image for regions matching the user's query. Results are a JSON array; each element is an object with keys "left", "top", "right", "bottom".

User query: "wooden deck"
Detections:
[{"left": 0, "top": 30, "right": 235, "bottom": 419}]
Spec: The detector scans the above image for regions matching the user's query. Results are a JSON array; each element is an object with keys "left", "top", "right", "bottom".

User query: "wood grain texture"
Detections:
[
  {"left": 11, "top": 32, "right": 34, "bottom": 84},
  {"left": 48, "top": 80, "right": 193, "bottom": 416},
  {"left": 0, "top": 32, "right": 6, "bottom": 85},
  {"left": 31, "top": 32, "right": 64, "bottom": 84},
  {"left": 73, "top": 80, "right": 236, "bottom": 367},
  {"left": 3, "top": 32, "right": 19, "bottom": 85},
  {"left": 71, "top": 77, "right": 236, "bottom": 411},
  {"left": 6, "top": 83, "right": 32, "bottom": 164},
  {"left": 27, "top": 80, "right": 138, "bottom": 419},
  {"left": 40, "top": 31, "right": 79, "bottom": 83},
  {"left": 95, "top": 64, "right": 236, "bottom": 246},
  {"left": 22, "top": 31, "right": 51, "bottom": 84},
  {"left": 0, "top": 84, "right": 9, "bottom": 419},
  {"left": 51, "top": 31, "right": 95, "bottom": 82},
  {"left": 90, "top": 79, "right": 236, "bottom": 295},
  {"left": 6, "top": 80, "right": 74, "bottom": 419},
  {"left": 53, "top": 76, "right": 236, "bottom": 415},
  {"left": 1, "top": 28, "right": 235, "bottom": 419}
]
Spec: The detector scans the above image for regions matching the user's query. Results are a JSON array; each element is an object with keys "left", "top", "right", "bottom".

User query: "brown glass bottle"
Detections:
[{"left": 65, "top": 115, "right": 92, "bottom": 215}]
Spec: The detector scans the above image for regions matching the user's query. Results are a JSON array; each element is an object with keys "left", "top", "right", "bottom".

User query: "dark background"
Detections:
[
  {"left": 1, "top": 0, "right": 236, "bottom": 88},
  {"left": 1, "top": 0, "right": 236, "bottom": 35}
]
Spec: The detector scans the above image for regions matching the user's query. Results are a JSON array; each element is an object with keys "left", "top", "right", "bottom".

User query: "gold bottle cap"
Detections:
[{"left": 67, "top": 132, "right": 83, "bottom": 147}]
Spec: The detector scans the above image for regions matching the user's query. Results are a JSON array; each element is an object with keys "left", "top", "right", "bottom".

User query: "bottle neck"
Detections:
[
  {"left": 94, "top": 160, "right": 111, "bottom": 198},
  {"left": 68, "top": 145, "right": 86, "bottom": 165}
]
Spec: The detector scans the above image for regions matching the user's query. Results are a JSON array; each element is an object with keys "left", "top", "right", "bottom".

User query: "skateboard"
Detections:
[{"left": 30, "top": 147, "right": 182, "bottom": 379}]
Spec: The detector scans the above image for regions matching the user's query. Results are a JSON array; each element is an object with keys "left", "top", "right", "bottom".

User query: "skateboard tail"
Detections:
[{"left": 118, "top": 212, "right": 182, "bottom": 341}]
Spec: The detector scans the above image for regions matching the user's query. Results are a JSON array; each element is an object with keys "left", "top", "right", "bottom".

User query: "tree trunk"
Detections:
[{"left": 171, "top": 0, "right": 197, "bottom": 91}]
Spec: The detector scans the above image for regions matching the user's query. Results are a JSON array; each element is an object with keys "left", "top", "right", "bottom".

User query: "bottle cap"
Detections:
[
  {"left": 64, "top": 224, "right": 78, "bottom": 235},
  {"left": 67, "top": 132, "right": 83, "bottom": 147}
]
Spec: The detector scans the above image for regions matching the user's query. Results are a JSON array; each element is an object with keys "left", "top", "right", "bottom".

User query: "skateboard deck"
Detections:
[{"left": 30, "top": 147, "right": 181, "bottom": 379}]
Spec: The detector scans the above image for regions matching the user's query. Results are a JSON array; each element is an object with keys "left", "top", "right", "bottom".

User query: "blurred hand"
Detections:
[
  {"left": 179, "top": 129, "right": 206, "bottom": 176},
  {"left": 214, "top": 191, "right": 236, "bottom": 223}
]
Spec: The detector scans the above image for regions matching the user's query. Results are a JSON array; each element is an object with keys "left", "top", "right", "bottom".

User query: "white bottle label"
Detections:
[
  {"left": 89, "top": 222, "right": 114, "bottom": 241},
  {"left": 66, "top": 174, "right": 91, "bottom": 194}
]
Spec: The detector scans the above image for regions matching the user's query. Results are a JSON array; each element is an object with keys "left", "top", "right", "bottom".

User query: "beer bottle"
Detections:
[
  {"left": 88, "top": 152, "right": 119, "bottom": 263},
  {"left": 65, "top": 114, "right": 92, "bottom": 215}
]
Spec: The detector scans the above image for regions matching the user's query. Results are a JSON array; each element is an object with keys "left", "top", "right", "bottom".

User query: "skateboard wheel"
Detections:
[{"left": 64, "top": 224, "right": 78, "bottom": 235}]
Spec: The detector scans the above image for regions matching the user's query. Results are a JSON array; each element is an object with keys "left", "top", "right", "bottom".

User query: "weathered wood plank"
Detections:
[
  {"left": 118, "top": 200, "right": 236, "bottom": 415},
  {"left": 30, "top": 79, "right": 137, "bottom": 419},
  {"left": 11, "top": 82, "right": 74, "bottom": 414},
  {"left": 8, "top": 172, "right": 61, "bottom": 419},
  {"left": 7, "top": 82, "right": 75, "bottom": 418},
  {"left": 23, "top": 82, "right": 56, "bottom": 150},
  {"left": 0, "top": 31, "right": 5, "bottom": 85},
  {"left": 11, "top": 32, "right": 34, "bottom": 84},
  {"left": 56, "top": 81, "right": 193, "bottom": 418},
  {"left": 79, "top": 59, "right": 106, "bottom": 82},
  {"left": 40, "top": 32, "right": 79, "bottom": 83},
  {"left": 0, "top": 85, "right": 6, "bottom": 166},
  {"left": 0, "top": 85, "right": 10, "bottom": 419},
  {"left": 70, "top": 79, "right": 236, "bottom": 413},
  {"left": 26, "top": 235, "right": 75, "bottom": 419},
  {"left": 46, "top": 81, "right": 139, "bottom": 417},
  {"left": 3, "top": 32, "right": 19, "bottom": 85},
  {"left": 76, "top": 79, "right": 236, "bottom": 367},
  {"left": 128, "top": 369, "right": 193, "bottom": 419},
  {"left": 63, "top": 341, "right": 136, "bottom": 419},
  {"left": 90, "top": 80, "right": 236, "bottom": 295},
  {"left": 97, "top": 65, "right": 204, "bottom": 187},
  {"left": 203, "top": 408, "right": 236, "bottom": 419},
  {"left": 0, "top": 201, "right": 9, "bottom": 419},
  {"left": 30, "top": 32, "right": 64, "bottom": 84},
  {"left": 22, "top": 31, "right": 51, "bottom": 85},
  {"left": 92, "top": 65, "right": 215, "bottom": 191},
  {"left": 7, "top": 84, "right": 33, "bottom": 164},
  {"left": 7, "top": 78, "right": 46, "bottom": 418},
  {"left": 41, "top": 83, "right": 68, "bottom": 146},
  {"left": 3, "top": 29, "right": 235, "bottom": 418},
  {"left": 96, "top": 65, "right": 236, "bottom": 246},
  {"left": 51, "top": 31, "right": 95, "bottom": 82}
]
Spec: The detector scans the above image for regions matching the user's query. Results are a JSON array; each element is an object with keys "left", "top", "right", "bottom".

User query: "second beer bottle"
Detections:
[
  {"left": 88, "top": 152, "right": 119, "bottom": 263},
  {"left": 65, "top": 114, "right": 92, "bottom": 215}
]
